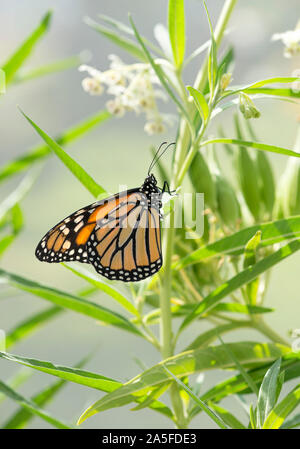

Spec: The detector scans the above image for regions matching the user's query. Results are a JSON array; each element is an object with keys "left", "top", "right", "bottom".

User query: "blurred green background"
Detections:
[{"left": 1, "top": 0, "right": 300, "bottom": 428}]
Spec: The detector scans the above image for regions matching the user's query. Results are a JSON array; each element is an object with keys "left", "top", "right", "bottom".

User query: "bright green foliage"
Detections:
[
  {"left": 256, "top": 358, "right": 282, "bottom": 428},
  {"left": 1, "top": 1, "right": 300, "bottom": 430},
  {"left": 168, "top": 0, "right": 186, "bottom": 68},
  {"left": 188, "top": 150, "right": 217, "bottom": 210},
  {"left": 0, "top": 379, "right": 72, "bottom": 429},
  {"left": 20, "top": 110, "right": 106, "bottom": 198},
  {"left": 1, "top": 12, "right": 52, "bottom": 84}
]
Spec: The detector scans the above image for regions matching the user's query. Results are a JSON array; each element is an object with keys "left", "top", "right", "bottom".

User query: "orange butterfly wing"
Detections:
[
  {"left": 35, "top": 189, "right": 162, "bottom": 282},
  {"left": 86, "top": 191, "right": 162, "bottom": 282},
  {"left": 35, "top": 191, "right": 129, "bottom": 264}
]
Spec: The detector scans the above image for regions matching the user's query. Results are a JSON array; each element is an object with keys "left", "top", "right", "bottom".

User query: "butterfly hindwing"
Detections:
[{"left": 86, "top": 191, "right": 162, "bottom": 282}]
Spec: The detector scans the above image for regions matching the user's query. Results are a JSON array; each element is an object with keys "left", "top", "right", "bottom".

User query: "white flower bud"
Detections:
[
  {"left": 239, "top": 93, "right": 260, "bottom": 120},
  {"left": 144, "top": 121, "right": 166, "bottom": 135},
  {"left": 139, "top": 96, "right": 156, "bottom": 110},
  {"left": 272, "top": 27, "right": 300, "bottom": 58},
  {"left": 102, "top": 70, "right": 125, "bottom": 86},
  {"left": 220, "top": 73, "right": 232, "bottom": 90},
  {"left": 106, "top": 99, "right": 125, "bottom": 117},
  {"left": 81, "top": 77, "right": 103, "bottom": 95},
  {"left": 79, "top": 56, "right": 172, "bottom": 134}
]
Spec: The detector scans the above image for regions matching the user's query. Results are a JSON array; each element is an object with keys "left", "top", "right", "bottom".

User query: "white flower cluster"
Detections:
[
  {"left": 79, "top": 55, "right": 174, "bottom": 135},
  {"left": 272, "top": 21, "right": 300, "bottom": 58}
]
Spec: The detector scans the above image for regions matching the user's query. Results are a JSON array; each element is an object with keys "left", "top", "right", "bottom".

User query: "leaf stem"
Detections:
[{"left": 252, "top": 316, "right": 289, "bottom": 346}]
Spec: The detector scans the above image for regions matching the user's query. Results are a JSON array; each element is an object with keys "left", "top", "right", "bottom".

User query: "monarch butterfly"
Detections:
[{"left": 35, "top": 142, "right": 175, "bottom": 282}]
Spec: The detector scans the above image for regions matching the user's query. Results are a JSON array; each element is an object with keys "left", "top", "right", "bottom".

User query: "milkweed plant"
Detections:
[{"left": 1, "top": 0, "right": 300, "bottom": 430}]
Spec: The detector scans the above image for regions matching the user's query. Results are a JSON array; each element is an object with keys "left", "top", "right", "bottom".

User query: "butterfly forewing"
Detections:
[{"left": 35, "top": 190, "right": 129, "bottom": 263}]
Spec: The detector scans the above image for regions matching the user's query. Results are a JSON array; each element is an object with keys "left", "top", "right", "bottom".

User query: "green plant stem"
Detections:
[
  {"left": 175, "top": 0, "right": 239, "bottom": 181},
  {"left": 140, "top": 322, "right": 161, "bottom": 350},
  {"left": 158, "top": 0, "right": 239, "bottom": 429},
  {"left": 177, "top": 121, "right": 207, "bottom": 186},
  {"left": 160, "top": 218, "right": 175, "bottom": 359},
  {"left": 194, "top": 0, "right": 238, "bottom": 92},
  {"left": 161, "top": 213, "right": 188, "bottom": 428},
  {"left": 252, "top": 316, "right": 289, "bottom": 346}
]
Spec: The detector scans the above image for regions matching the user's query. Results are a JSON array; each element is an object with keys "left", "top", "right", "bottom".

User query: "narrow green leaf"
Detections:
[
  {"left": 199, "top": 356, "right": 300, "bottom": 406},
  {"left": 12, "top": 54, "right": 84, "bottom": 84},
  {"left": 186, "top": 86, "right": 209, "bottom": 122},
  {"left": 276, "top": 370, "right": 285, "bottom": 403},
  {"left": 0, "top": 110, "right": 110, "bottom": 184},
  {"left": 0, "top": 68, "right": 5, "bottom": 94},
  {"left": 3, "top": 379, "right": 66, "bottom": 429},
  {"left": 255, "top": 149, "right": 275, "bottom": 218},
  {"left": 164, "top": 367, "right": 228, "bottom": 429},
  {"left": 217, "top": 336, "right": 259, "bottom": 396},
  {"left": 99, "top": 15, "right": 163, "bottom": 56},
  {"left": 0, "top": 267, "right": 143, "bottom": 336},
  {"left": 130, "top": 382, "right": 170, "bottom": 411},
  {"left": 6, "top": 306, "right": 62, "bottom": 349},
  {"left": 249, "top": 404, "right": 257, "bottom": 429},
  {"left": 202, "top": 138, "right": 300, "bottom": 160},
  {"left": 180, "top": 239, "right": 300, "bottom": 332},
  {"left": 20, "top": 109, "right": 106, "bottom": 198},
  {"left": 215, "top": 173, "right": 241, "bottom": 227},
  {"left": 3, "top": 354, "right": 91, "bottom": 429},
  {"left": 154, "top": 24, "right": 173, "bottom": 60},
  {"left": 183, "top": 40, "right": 210, "bottom": 69},
  {"left": 174, "top": 215, "right": 300, "bottom": 269},
  {"left": 96, "top": 14, "right": 163, "bottom": 58},
  {"left": 0, "top": 351, "right": 174, "bottom": 421},
  {"left": 188, "top": 150, "right": 217, "bottom": 211},
  {"left": 1, "top": 11, "right": 52, "bottom": 84},
  {"left": 185, "top": 322, "right": 253, "bottom": 351},
  {"left": 203, "top": 1, "right": 217, "bottom": 98},
  {"left": 244, "top": 87, "right": 300, "bottom": 100},
  {"left": 0, "top": 351, "right": 120, "bottom": 392},
  {"left": 77, "top": 341, "right": 289, "bottom": 424},
  {"left": 143, "top": 303, "right": 272, "bottom": 327},
  {"left": 98, "top": 14, "right": 133, "bottom": 35},
  {"left": 244, "top": 230, "right": 262, "bottom": 268},
  {"left": 168, "top": 0, "right": 186, "bottom": 68},
  {"left": 0, "top": 235, "right": 16, "bottom": 257},
  {"left": 63, "top": 263, "right": 139, "bottom": 317},
  {"left": 0, "top": 172, "right": 37, "bottom": 222},
  {"left": 281, "top": 412, "right": 300, "bottom": 429},
  {"left": 221, "top": 77, "right": 300, "bottom": 100},
  {"left": 208, "top": 402, "right": 246, "bottom": 429},
  {"left": 246, "top": 76, "right": 300, "bottom": 89},
  {"left": 263, "top": 383, "right": 300, "bottom": 429},
  {"left": 3, "top": 287, "right": 94, "bottom": 351},
  {"left": 10, "top": 204, "right": 24, "bottom": 234},
  {"left": 234, "top": 114, "right": 261, "bottom": 221},
  {"left": 256, "top": 358, "right": 282, "bottom": 428},
  {"left": 0, "top": 379, "right": 72, "bottom": 429},
  {"left": 0, "top": 368, "right": 32, "bottom": 405},
  {"left": 84, "top": 17, "right": 148, "bottom": 62},
  {"left": 213, "top": 93, "right": 299, "bottom": 119},
  {"left": 212, "top": 303, "right": 273, "bottom": 315}
]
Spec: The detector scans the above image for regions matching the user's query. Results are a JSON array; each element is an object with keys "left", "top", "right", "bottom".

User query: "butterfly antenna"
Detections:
[
  {"left": 148, "top": 142, "right": 167, "bottom": 175},
  {"left": 148, "top": 142, "right": 176, "bottom": 175}
]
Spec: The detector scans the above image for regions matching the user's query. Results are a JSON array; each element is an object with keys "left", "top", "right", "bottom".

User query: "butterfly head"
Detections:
[{"left": 141, "top": 173, "right": 159, "bottom": 196}]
